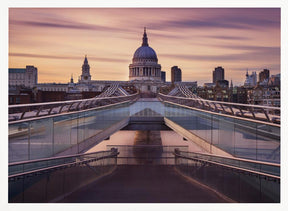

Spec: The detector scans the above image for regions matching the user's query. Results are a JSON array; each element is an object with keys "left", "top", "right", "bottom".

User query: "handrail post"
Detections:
[
  {"left": 219, "top": 104, "right": 226, "bottom": 113},
  {"left": 228, "top": 105, "right": 234, "bottom": 115},
  {"left": 36, "top": 106, "right": 43, "bottom": 117},
  {"left": 262, "top": 108, "right": 271, "bottom": 122}
]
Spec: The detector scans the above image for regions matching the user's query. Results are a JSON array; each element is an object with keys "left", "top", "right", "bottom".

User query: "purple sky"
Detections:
[{"left": 9, "top": 8, "right": 280, "bottom": 85}]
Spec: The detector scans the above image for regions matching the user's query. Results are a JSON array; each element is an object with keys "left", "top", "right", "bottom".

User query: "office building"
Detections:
[
  {"left": 212, "top": 66, "right": 224, "bottom": 83},
  {"left": 171, "top": 66, "right": 182, "bottom": 83},
  {"left": 161, "top": 71, "right": 166, "bottom": 82},
  {"left": 9, "top": 65, "right": 38, "bottom": 88},
  {"left": 259, "top": 69, "right": 270, "bottom": 83},
  {"left": 244, "top": 71, "right": 257, "bottom": 87}
]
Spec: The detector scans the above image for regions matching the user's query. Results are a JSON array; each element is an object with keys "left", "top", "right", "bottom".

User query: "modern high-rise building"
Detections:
[
  {"left": 171, "top": 66, "right": 182, "bottom": 83},
  {"left": 213, "top": 66, "right": 224, "bottom": 83},
  {"left": 259, "top": 69, "right": 270, "bottom": 83},
  {"left": 161, "top": 71, "right": 166, "bottom": 82},
  {"left": 9, "top": 65, "right": 38, "bottom": 88}
]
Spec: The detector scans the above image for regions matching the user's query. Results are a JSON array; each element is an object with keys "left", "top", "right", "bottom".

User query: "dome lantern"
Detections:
[{"left": 142, "top": 27, "right": 149, "bottom": 47}]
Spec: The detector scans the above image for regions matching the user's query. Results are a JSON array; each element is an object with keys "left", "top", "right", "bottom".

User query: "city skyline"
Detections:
[{"left": 9, "top": 8, "right": 280, "bottom": 85}]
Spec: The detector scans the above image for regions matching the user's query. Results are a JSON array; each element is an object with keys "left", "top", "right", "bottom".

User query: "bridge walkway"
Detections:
[{"left": 58, "top": 165, "right": 228, "bottom": 203}]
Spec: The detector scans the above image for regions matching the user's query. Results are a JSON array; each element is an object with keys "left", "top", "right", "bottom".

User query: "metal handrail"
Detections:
[
  {"left": 9, "top": 92, "right": 138, "bottom": 109},
  {"left": 176, "top": 150, "right": 280, "bottom": 167},
  {"left": 158, "top": 93, "right": 280, "bottom": 111},
  {"left": 9, "top": 149, "right": 119, "bottom": 178},
  {"left": 174, "top": 150, "right": 280, "bottom": 178},
  {"left": 158, "top": 93, "right": 280, "bottom": 124},
  {"left": 9, "top": 92, "right": 139, "bottom": 122},
  {"left": 174, "top": 152, "right": 280, "bottom": 180},
  {"left": 9, "top": 100, "right": 132, "bottom": 125},
  {"left": 9, "top": 150, "right": 112, "bottom": 166},
  {"left": 9, "top": 153, "right": 119, "bottom": 179}
]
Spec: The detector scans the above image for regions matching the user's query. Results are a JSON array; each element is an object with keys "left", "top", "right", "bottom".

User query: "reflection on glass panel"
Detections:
[
  {"left": 84, "top": 110, "right": 94, "bottom": 140},
  {"left": 256, "top": 123, "right": 280, "bottom": 163},
  {"left": 234, "top": 118, "right": 257, "bottom": 160},
  {"left": 130, "top": 101, "right": 164, "bottom": 117},
  {"left": 163, "top": 102, "right": 279, "bottom": 163},
  {"left": 70, "top": 113, "right": 79, "bottom": 146},
  {"left": 211, "top": 116, "right": 220, "bottom": 147},
  {"left": 53, "top": 115, "right": 73, "bottom": 155},
  {"left": 77, "top": 113, "right": 85, "bottom": 146},
  {"left": 197, "top": 112, "right": 212, "bottom": 143},
  {"left": 218, "top": 116, "right": 235, "bottom": 155},
  {"left": 30, "top": 118, "right": 53, "bottom": 160},
  {"left": 9, "top": 122, "right": 30, "bottom": 162}
]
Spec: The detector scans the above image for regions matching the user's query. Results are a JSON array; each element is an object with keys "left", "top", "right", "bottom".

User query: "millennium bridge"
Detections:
[{"left": 8, "top": 84, "right": 280, "bottom": 203}]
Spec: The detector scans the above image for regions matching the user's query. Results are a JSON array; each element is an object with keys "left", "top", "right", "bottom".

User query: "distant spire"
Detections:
[
  {"left": 84, "top": 55, "right": 88, "bottom": 64},
  {"left": 70, "top": 74, "right": 74, "bottom": 83},
  {"left": 142, "top": 27, "right": 149, "bottom": 47}
]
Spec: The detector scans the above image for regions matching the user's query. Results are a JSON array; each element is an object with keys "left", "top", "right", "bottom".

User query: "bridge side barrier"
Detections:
[
  {"left": 9, "top": 149, "right": 119, "bottom": 203},
  {"left": 9, "top": 102, "right": 132, "bottom": 163},
  {"left": 174, "top": 149, "right": 280, "bottom": 202},
  {"left": 158, "top": 93, "right": 280, "bottom": 124},
  {"left": 9, "top": 92, "right": 139, "bottom": 122},
  {"left": 9, "top": 150, "right": 115, "bottom": 176}
]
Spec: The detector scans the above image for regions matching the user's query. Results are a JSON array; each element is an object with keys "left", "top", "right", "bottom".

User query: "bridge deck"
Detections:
[{"left": 58, "top": 165, "right": 228, "bottom": 203}]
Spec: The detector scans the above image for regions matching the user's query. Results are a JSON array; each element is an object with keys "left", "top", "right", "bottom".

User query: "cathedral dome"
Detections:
[
  {"left": 132, "top": 27, "right": 158, "bottom": 62},
  {"left": 129, "top": 28, "right": 161, "bottom": 82},
  {"left": 133, "top": 46, "right": 158, "bottom": 61}
]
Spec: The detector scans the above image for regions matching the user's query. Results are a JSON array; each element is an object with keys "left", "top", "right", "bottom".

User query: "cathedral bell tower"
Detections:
[{"left": 80, "top": 55, "right": 91, "bottom": 83}]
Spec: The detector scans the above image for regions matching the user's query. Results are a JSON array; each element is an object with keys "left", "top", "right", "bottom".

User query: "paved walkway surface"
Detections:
[{"left": 59, "top": 165, "right": 228, "bottom": 203}]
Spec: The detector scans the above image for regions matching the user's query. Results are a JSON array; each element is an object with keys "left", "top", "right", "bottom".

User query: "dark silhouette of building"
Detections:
[
  {"left": 259, "top": 69, "right": 270, "bottom": 83},
  {"left": 213, "top": 66, "right": 224, "bottom": 83},
  {"left": 217, "top": 80, "right": 229, "bottom": 88},
  {"left": 161, "top": 71, "right": 166, "bottom": 82},
  {"left": 171, "top": 66, "right": 182, "bottom": 83},
  {"left": 268, "top": 74, "right": 280, "bottom": 87},
  {"left": 231, "top": 87, "right": 248, "bottom": 104}
]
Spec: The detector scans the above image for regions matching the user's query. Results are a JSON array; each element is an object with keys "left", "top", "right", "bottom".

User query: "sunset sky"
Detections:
[{"left": 9, "top": 8, "right": 280, "bottom": 85}]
